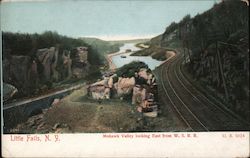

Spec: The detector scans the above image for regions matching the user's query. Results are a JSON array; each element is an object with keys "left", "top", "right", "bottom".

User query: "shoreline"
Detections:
[
  {"left": 106, "top": 43, "right": 144, "bottom": 71},
  {"left": 106, "top": 43, "right": 176, "bottom": 72},
  {"left": 106, "top": 51, "right": 126, "bottom": 71}
]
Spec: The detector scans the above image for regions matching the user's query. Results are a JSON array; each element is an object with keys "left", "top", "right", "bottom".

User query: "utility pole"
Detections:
[
  {"left": 186, "top": 23, "right": 192, "bottom": 64},
  {"left": 182, "top": 36, "right": 186, "bottom": 64},
  {"left": 216, "top": 41, "right": 229, "bottom": 102},
  {"left": 183, "top": 46, "right": 186, "bottom": 64},
  {"left": 186, "top": 41, "right": 192, "bottom": 64}
]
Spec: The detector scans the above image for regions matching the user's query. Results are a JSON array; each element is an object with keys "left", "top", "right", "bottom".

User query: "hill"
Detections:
[
  {"left": 80, "top": 37, "right": 122, "bottom": 63},
  {"left": 150, "top": 0, "right": 249, "bottom": 120}
]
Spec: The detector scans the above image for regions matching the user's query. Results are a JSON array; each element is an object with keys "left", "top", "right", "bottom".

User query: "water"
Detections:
[{"left": 111, "top": 43, "right": 163, "bottom": 70}]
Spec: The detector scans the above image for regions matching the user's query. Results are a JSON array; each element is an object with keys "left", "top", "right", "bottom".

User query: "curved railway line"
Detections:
[{"left": 156, "top": 51, "right": 249, "bottom": 131}]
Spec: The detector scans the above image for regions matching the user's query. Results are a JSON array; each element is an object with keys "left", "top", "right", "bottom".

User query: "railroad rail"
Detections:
[{"left": 158, "top": 51, "right": 249, "bottom": 131}]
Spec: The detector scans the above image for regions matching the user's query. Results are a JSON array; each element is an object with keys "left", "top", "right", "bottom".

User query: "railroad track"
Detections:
[
  {"left": 158, "top": 51, "right": 249, "bottom": 131},
  {"left": 4, "top": 83, "right": 86, "bottom": 110},
  {"left": 159, "top": 54, "right": 209, "bottom": 131},
  {"left": 177, "top": 58, "right": 250, "bottom": 127},
  {"left": 175, "top": 56, "right": 249, "bottom": 130}
]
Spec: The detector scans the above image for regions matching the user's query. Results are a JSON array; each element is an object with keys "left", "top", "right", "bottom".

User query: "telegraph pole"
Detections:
[
  {"left": 216, "top": 41, "right": 229, "bottom": 102},
  {"left": 182, "top": 37, "right": 186, "bottom": 64},
  {"left": 183, "top": 47, "right": 186, "bottom": 64}
]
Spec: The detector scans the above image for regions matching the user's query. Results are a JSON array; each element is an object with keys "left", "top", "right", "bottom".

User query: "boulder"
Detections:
[
  {"left": 71, "top": 47, "right": 89, "bottom": 78},
  {"left": 138, "top": 68, "right": 148, "bottom": 80},
  {"left": 51, "top": 98, "right": 60, "bottom": 106},
  {"left": 3, "top": 83, "right": 18, "bottom": 101},
  {"left": 115, "top": 77, "right": 135, "bottom": 97},
  {"left": 90, "top": 85, "right": 109, "bottom": 100},
  {"left": 89, "top": 83, "right": 111, "bottom": 100},
  {"left": 137, "top": 68, "right": 155, "bottom": 85}
]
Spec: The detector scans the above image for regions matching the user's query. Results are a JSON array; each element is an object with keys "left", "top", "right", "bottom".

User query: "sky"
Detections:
[{"left": 0, "top": 0, "right": 219, "bottom": 40}]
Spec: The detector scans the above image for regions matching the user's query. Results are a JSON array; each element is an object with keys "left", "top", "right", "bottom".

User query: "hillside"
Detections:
[
  {"left": 151, "top": 0, "right": 249, "bottom": 120},
  {"left": 80, "top": 37, "right": 122, "bottom": 63}
]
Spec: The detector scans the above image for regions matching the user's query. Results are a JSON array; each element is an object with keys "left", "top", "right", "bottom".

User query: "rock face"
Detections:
[
  {"left": 88, "top": 76, "right": 114, "bottom": 100},
  {"left": 3, "top": 46, "right": 90, "bottom": 99},
  {"left": 114, "top": 77, "right": 136, "bottom": 97},
  {"left": 132, "top": 85, "right": 146, "bottom": 105},
  {"left": 71, "top": 47, "right": 89, "bottom": 78},
  {"left": 76, "top": 47, "right": 88, "bottom": 63},
  {"left": 87, "top": 65, "right": 159, "bottom": 117},
  {"left": 36, "top": 47, "right": 59, "bottom": 81},
  {"left": 62, "top": 50, "right": 72, "bottom": 79},
  {"left": 137, "top": 68, "right": 155, "bottom": 85}
]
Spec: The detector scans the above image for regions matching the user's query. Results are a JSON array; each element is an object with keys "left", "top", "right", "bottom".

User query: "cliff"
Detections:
[
  {"left": 150, "top": 0, "right": 249, "bottom": 120},
  {"left": 3, "top": 45, "right": 90, "bottom": 100},
  {"left": 2, "top": 32, "right": 96, "bottom": 100}
]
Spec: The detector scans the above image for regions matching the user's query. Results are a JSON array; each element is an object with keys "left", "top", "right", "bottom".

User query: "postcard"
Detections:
[{"left": 1, "top": 0, "right": 249, "bottom": 157}]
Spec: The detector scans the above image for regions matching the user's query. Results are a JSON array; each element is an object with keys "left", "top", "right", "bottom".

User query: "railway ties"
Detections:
[
  {"left": 156, "top": 49, "right": 249, "bottom": 131},
  {"left": 160, "top": 56, "right": 209, "bottom": 131},
  {"left": 170, "top": 55, "right": 249, "bottom": 131}
]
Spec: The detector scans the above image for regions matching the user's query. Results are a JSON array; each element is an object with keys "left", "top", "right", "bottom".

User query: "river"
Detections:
[{"left": 111, "top": 43, "right": 163, "bottom": 70}]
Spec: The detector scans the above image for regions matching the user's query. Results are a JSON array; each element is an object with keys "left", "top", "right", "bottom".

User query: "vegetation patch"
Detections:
[
  {"left": 80, "top": 37, "right": 122, "bottom": 63},
  {"left": 131, "top": 46, "right": 167, "bottom": 61},
  {"left": 116, "top": 61, "right": 149, "bottom": 77},
  {"left": 151, "top": 0, "right": 249, "bottom": 121}
]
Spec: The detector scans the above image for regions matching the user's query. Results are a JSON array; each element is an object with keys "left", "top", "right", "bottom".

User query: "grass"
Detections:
[
  {"left": 44, "top": 87, "right": 141, "bottom": 133},
  {"left": 9, "top": 65, "right": 191, "bottom": 133},
  {"left": 152, "top": 51, "right": 167, "bottom": 61}
]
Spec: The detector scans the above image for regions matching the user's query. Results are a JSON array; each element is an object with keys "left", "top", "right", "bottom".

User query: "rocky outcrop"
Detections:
[
  {"left": 36, "top": 46, "right": 90, "bottom": 80},
  {"left": 3, "top": 45, "right": 92, "bottom": 99},
  {"left": 114, "top": 77, "right": 135, "bottom": 97},
  {"left": 3, "top": 83, "right": 18, "bottom": 101},
  {"left": 132, "top": 85, "right": 146, "bottom": 105},
  {"left": 88, "top": 75, "right": 114, "bottom": 100},
  {"left": 71, "top": 47, "right": 89, "bottom": 78},
  {"left": 62, "top": 50, "right": 72, "bottom": 79},
  {"left": 88, "top": 64, "right": 159, "bottom": 117},
  {"left": 36, "top": 47, "right": 59, "bottom": 81},
  {"left": 137, "top": 68, "right": 156, "bottom": 85},
  {"left": 76, "top": 47, "right": 88, "bottom": 63}
]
